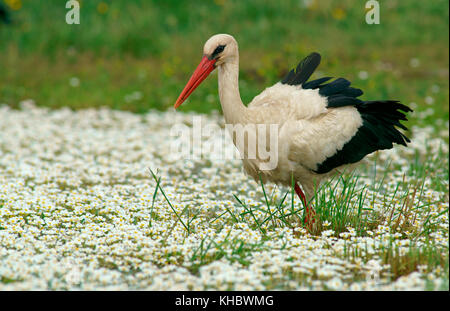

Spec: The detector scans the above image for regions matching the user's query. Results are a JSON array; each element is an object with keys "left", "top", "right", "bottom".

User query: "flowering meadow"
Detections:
[{"left": 0, "top": 101, "right": 447, "bottom": 290}]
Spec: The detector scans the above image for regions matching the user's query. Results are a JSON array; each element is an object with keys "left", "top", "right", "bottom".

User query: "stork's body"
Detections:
[{"left": 175, "top": 34, "right": 411, "bottom": 227}]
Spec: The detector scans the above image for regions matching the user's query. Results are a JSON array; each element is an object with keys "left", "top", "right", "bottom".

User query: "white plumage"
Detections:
[
  {"left": 245, "top": 83, "right": 363, "bottom": 189},
  {"left": 175, "top": 34, "right": 411, "bottom": 228}
]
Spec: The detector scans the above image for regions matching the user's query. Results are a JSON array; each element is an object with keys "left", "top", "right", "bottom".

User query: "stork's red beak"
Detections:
[{"left": 174, "top": 56, "right": 216, "bottom": 109}]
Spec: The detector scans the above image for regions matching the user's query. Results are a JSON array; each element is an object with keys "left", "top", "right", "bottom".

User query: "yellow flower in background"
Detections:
[
  {"left": 214, "top": 0, "right": 226, "bottom": 6},
  {"left": 332, "top": 7, "right": 346, "bottom": 20},
  {"left": 97, "top": 1, "right": 108, "bottom": 14},
  {"left": 4, "top": 0, "right": 22, "bottom": 11}
]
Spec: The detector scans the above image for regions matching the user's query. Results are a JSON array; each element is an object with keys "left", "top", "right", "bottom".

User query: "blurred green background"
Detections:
[{"left": 0, "top": 0, "right": 448, "bottom": 127}]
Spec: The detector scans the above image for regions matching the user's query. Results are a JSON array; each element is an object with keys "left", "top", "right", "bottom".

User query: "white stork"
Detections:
[{"left": 174, "top": 34, "right": 411, "bottom": 228}]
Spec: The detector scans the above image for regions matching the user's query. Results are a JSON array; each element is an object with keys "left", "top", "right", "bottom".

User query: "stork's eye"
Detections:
[{"left": 212, "top": 45, "right": 226, "bottom": 58}]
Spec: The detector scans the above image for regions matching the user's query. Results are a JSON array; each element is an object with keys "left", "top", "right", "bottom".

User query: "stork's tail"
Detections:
[
  {"left": 356, "top": 100, "right": 412, "bottom": 147},
  {"left": 314, "top": 100, "right": 412, "bottom": 174}
]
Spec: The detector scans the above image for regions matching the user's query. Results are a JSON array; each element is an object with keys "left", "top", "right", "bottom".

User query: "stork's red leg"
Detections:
[{"left": 294, "top": 183, "right": 316, "bottom": 229}]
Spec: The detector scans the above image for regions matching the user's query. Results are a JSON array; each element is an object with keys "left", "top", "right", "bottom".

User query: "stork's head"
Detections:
[
  {"left": 203, "top": 34, "right": 238, "bottom": 66},
  {"left": 174, "top": 34, "right": 238, "bottom": 109}
]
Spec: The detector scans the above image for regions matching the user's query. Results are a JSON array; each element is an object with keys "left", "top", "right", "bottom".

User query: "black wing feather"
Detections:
[
  {"left": 281, "top": 52, "right": 321, "bottom": 86},
  {"left": 340, "top": 87, "right": 364, "bottom": 97},
  {"left": 319, "top": 78, "right": 351, "bottom": 96},
  {"left": 327, "top": 95, "right": 362, "bottom": 108},
  {"left": 302, "top": 77, "right": 333, "bottom": 89}
]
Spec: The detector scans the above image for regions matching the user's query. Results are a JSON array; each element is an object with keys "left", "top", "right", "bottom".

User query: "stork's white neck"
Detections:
[{"left": 218, "top": 58, "right": 247, "bottom": 124}]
